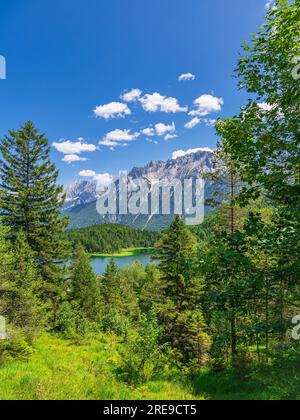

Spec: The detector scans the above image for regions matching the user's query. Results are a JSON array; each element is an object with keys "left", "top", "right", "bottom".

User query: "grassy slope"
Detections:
[
  {"left": 0, "top": 334, "right": 298, "bottom": 400},
  {"left": 90, "top": 247, "right": 153, "bottom": 258},
  {"left": 0, "top": 334, "right": 202, "bottom": 401}
]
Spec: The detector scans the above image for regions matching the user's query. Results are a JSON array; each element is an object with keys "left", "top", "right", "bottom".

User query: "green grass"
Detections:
[
  {"left": 0, "top": 334, "right": 203, "bottom": 401},
  {"left": 1, "top": 334, "right": 298, "bottom": 400},
  {"left": 90, "top": 247, "right": 153, "bottom": 258}
]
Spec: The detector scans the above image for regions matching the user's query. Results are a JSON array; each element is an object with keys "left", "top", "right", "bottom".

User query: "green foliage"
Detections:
[
  {"left": 206, "top": 0, "right": 300, "bottom": 366},
  {"left": 0, "top": 3, "right": 299, "bottom": 400},
  {"left": 0, "top": 330, "right": 34, "bottom": 364},
  {"left": 0, "top": 334, "right": 202, "bottom": 400},
  {"left": 70, "top": 245, "right": 102, "bottom": 325},
  {"left": 7, "top": 233, "right": 47, "bottom": 341},
  {"left": 100, "top": 259, "right": 140, "bottom": 335},
  {"left": 117, "top": 313, "right": 166, "bottom": 384},
  {"left": 154, "top": 215, "right": 199, "bottom": 304},
  {"left": 55, "top": 301, "right": 91, "bottom": 339},
  {"left": 0, "top": 225, "right": 13, "bottom": 320},
  {"left": 217, "top": 0, "right": 300, "bottom": 206},
  {"left": 139, "top": 264, "right": 164, "bottom": 312},
  {"left": 0, "top": 121, "right": 69, "bottom": 314},
  {"left": 65, "top": 223, "right": 159, "bottom": 254},
  {"left": 153, "top": 216, "right": 211, "bottom": 367}
]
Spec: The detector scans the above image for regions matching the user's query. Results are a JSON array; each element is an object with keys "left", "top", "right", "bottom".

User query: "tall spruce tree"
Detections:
[
  {"left": 0, "top": 121, "right": 68, "bottom": 312},
  {"left": 70, "top": 245, "right": 102, "bottom": 324},
  {"left": 154, "top": 216, "right": 211, "bottom": 366},
  {"left": 0, "top": 226, "right": 13, "bottom": 328},
  {"left": 8, "top": 232, "right": 46, "bottom": 340}
]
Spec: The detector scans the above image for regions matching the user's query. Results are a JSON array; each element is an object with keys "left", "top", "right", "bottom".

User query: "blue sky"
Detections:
[{"left": 0, "top": 0, "right": 269, "bottom": 186}]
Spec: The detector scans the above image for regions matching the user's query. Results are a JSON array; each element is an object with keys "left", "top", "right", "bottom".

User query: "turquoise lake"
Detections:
[{"left": 91, "top": 253, "right": 153, "bottom": 275}]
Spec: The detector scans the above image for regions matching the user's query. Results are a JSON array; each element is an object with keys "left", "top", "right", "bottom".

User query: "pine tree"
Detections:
[
  {"left": 139, "top": 264, "right": 164, "bottom": 313},
  {"left": 204, "top": 145, "right": 250, "bottom": 359},
  {"left": 0, "top": 226, "right": 13, "bottom": 327},
  {"left": 154, "top": 216, "right": 210, "bottom": 365},
  {"left": 7, "top": 232, "right": 46, "bottom": 340},
  {"left": 154, "top": 215, "right": 199, "bottom": 308},
  {"left": 0, "top": 121, "right": 69, "bottom": 312},
  {"left": 100, "top": 259, "right": 141, "bottom": 336},
  {"left": 70, "top": 245, "right": 102, "bottom": 324},
  {"left": 102, "top": 259, "right": 120, "bottom": 308}
]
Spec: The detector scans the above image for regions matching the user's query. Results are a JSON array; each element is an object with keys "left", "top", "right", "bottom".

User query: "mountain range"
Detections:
[{"left": 63, "top": 149, "right": 216, "bottom": 231}]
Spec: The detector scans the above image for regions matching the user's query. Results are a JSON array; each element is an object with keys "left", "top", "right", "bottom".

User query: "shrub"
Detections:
[
  {"left": 117, "top": 313, "right": 167, "bottom": 384},
  {"left": 0, "top": 330, "right": 34, "bottom": 363}
]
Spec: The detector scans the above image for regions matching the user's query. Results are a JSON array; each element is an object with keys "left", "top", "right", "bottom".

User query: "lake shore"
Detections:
[{"left": 89, "top": 247, "right": 153, "bottom": 258}]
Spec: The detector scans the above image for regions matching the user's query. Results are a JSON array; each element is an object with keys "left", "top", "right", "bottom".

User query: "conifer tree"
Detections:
[
  {"left": 102, "top": 259, "right": 120, "bottom": 308},
  {"left": 154, "top": 216, "right": 210, "bottom": 365},
  {"left": 0, "top": 121, "right": 69, "bottom": 311},
  {"left": 154, "top": 215, "right": 199, "bottom": 307},
  {"left": 8, "top": 232, "right": 46, "bottom": 340},
  {"left": 0, "top": 226, "right": 13, "bottom": 327},
  {"left": 70, "top": 245, "right": 102, "bottom": 324},
  {"left": 139, "top": 264, "right": 164, "bottom": 313}
]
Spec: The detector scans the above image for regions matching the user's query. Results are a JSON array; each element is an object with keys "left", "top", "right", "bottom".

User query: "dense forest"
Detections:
[
  {"left": 0, "top": 1, "right": 299, "bottom": 400},
  {"left": 65, "top": 224, "right": 159, "bottom": 254}
]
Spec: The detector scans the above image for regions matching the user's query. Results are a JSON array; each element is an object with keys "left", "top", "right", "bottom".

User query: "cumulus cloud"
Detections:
[
  {"left": 202, "top": 118, "right": 216, "bottom": 127},
  {"left": 189, "top": 94, "right": 224, "bottom": 117},
  {"left": 53, "top": 139, "right": 97, "bottom": 155},
  {"left": 155, "top": 122, "right": 176, "bottom": 137},
  {"left": 79, "top": 170, "right": 97, "bottom": 177},
  {"left": 185, "top": 117, "right": 201, "bottom": 129},
  {"left": 140, "top": 93, "right": 187, "bottom": 113},
  {"left": 99, "top": 129, "right": 140, "bottom": 148},
  {"left": 141, "top": 127, "right": 155, "bottom": 137},
  {"left": 165, "top": 134, "right": 178, "bottom": 141},
  {"left": 178, "top": 73, "right": 196, "bottom": 81},
  {"left": 172, "top": 147, "right": 214, "bottom": 160},
  {"left": 79, "top": 170, "right": 114, "bottom": 189},
  {"left": 93, "top": 173, "right": 114, "bottom": 187},
  {"left": 94, "top": 102, "right": 131, "bottom": 119},
  {"left": 121, "top": 89, "right": 142, "bottom": 102},
  {"left": 62, "top": 154, "right": 88, "bottom": 164}
]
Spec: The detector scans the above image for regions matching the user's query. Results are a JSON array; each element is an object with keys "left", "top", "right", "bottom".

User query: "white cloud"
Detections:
[
  {"left": 121, "top": 89, "right": 142, "bottom": 102},
  {"left": 99, "top": 129, "right": 140, "bottom": 148},
  {"left": 178, "top": 73, "right": 196, "bottom": 81},
  {"left": 165, "top": 134, "right": 178, "bottom": 141},
  {"left": 79, "top": 170, "right": 97, "bottom": 177},
  {"left": 185, "top": 117, "right": 201, "bottom": 129},
  {"left": 202, "top": 118, "right": 217, "bottom": 127},
  {"left": 141, "top": 127, "right": 155, "bottom": 137},
  {"left": 155, "top": 122, "right": 176, "bottom": 137},
  {"left": 79, "top": 170, "right": 114, "bottom": 189},
  {"left": 94, "top": 102, "right": 131, "bottom": 119},
  {"left": 172, "top": 147, "right": 214, "bottom": 160},
  {"left": 93, "top": 173, "right": 114, "bottom": 187},
  {"left": 99, "top": 139, "right": 120, "bottom": 148},
  {"left": 104, "top": 129, "right": 139, "bottom": 142},
  {"left": 53, "top": 139, "right": 97, "bottom": 155},
  {"left": 189, "top": 94, "right": 224, "bottom": 117},
  {"left": 62, "top": 154, "right": 88, "bottom": 164},
  {"left": 140, "top": 92, "right": 187, "bottom": 113}
]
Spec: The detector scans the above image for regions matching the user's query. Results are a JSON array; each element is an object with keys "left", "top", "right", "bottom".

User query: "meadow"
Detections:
[{"left": 0, "top": 334, "right": 299, "bottom": 401}]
